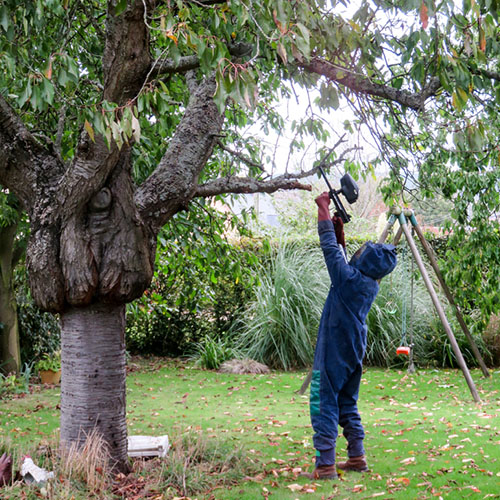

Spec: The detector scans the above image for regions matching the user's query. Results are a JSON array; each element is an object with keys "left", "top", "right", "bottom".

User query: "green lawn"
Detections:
[{"left": 1, "top": 360, "right": 499, "bottom": 499}]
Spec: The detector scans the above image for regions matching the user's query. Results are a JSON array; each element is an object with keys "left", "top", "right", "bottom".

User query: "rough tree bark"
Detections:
[
  {"left": 0, "top": 222, "right": 21, "bottom": 374},
  {"left": 60, "top": 304, "right": 128, "bottom": 470}
]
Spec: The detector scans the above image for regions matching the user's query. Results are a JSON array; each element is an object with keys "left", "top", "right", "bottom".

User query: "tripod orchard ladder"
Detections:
[{"left": 378, "top": 207, "right": 489, "bottom": 403}]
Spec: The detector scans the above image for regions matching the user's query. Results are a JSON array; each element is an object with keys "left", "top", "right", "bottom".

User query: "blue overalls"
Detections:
[{"left": 310, "top": 219, "right": 397, "bottom": 466}]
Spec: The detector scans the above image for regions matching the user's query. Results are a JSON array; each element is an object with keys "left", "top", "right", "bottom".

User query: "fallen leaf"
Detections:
[{"left": 394, "top": 477, "right": 410, "bottom": 485}]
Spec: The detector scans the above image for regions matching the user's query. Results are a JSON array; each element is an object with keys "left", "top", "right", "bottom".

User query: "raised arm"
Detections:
[{"left": 315, "top": 193, "right": 352, "bottom": 285}]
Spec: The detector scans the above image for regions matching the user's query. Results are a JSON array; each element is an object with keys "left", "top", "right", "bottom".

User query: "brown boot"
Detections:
[
  {"left": 300, "top": 464, "right": 338, "bottom": 480},
  {"left": 336, "top": 455, "right": 368, "bottom": 472}
]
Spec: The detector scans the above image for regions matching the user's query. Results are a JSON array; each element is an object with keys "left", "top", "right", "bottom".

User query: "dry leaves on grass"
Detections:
[
  {"left": 287, "top": 482, "right": 318, "bottom": 493},
  {"left": 112, "top": 473, "right": 155, "bottom": 499}
]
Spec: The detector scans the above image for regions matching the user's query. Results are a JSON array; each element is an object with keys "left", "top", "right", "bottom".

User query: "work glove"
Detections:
[
  {"left": 315, "top": 192, "right": 331, "bottom": 221},
  {"left": 332, "top": 214, "right": 346, "bottom": 248}
]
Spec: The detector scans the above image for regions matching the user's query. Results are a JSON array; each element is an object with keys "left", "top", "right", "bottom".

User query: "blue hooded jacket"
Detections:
[{"left": 314, "top": 219, "right": 397, "bottom": 370}]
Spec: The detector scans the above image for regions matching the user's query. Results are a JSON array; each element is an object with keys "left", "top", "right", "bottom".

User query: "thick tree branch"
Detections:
[
  {"left": 194, "top": 175, "right": 312, "bottom": 197},
  {"left": 135, "top": 73, "right": 224, "bottom": 231},
  {"left": 0, "top": 95, "right": 63, "bottom": 213},
  {"left": 194, "top": 141, "right": 356, "bottom": 198},
  {"left": 0, "top": 97, "right": 35, "bottom": 201},
  {"left": 103, "top": 0, "right": 152, "bottom": 103},
  {"left": 56, "top": 135, "right": 123, "bottom": 222},
  {"left": 151, "top": 55, "right": 201, "bottom": 77},
  {"left": 300, "top": 57, "right": 441, "bottom": 111},
  {"left": 57, "top": 0, "right": 154, "bottom": 217}
]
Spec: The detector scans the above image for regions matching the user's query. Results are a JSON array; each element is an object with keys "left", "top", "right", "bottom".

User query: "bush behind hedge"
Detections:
[
  {"left": 125, "top": 273, "right": 252, "bottom": 357},
  {"left": 16, "top": 283, "right": 60, "bottom": 365}
]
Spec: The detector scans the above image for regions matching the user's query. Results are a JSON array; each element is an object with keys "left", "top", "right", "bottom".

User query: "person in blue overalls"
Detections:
[{"left": 302, "top": 192, "right": 397, "bottom": 480}]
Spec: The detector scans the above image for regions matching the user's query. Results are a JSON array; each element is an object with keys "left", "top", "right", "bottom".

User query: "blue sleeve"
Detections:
[{"left": 318, "top": 219, "right": 352, "bottom": 286}]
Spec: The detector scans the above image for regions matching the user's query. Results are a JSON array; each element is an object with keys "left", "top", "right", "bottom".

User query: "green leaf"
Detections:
[
  {"left": 0, "top": 5, "right": 9, "bottom": 32},
  {"left": 30, "top": 84, "right": 41, "bottom": 111},
  {"left": 111, "top": 120, "right": 123, "bottom": 149},
  {"left": 42, "top": 79, "right": 55, "bottom": 105},
  {"left": 169, "top": 42, "right": 181, "bottom": 67},
  {"left": 18, "top": 81, "right": 32, "bottom": 108},
  {"left": 392, "top": 77, "right": 403, "bottom": 90},
  {"left": 57, "top": 68, "right": 70, "bottom": 87},
  {"left": 295, "top": 22, "right": 310, "bottom": 56},
  {"left": 115, "top": 0, "right": 127, "bottom": 16}
]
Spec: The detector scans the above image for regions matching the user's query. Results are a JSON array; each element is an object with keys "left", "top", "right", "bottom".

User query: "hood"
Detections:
[{"left": 349, "top": 242, "right": 397, "bottom": 280}]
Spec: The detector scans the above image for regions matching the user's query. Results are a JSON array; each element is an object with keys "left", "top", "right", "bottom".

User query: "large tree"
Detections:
[{"left": 1, "top": 0, "right": 499, "bottom": 470}]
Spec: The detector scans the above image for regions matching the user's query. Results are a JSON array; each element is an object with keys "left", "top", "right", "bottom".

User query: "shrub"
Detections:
[
  {"left": 0, "top": 362, "right": 33, "bottom": 400},
  {"left": 126, "top": 307, "right": 211, "bottom": 358},
  {"left": 126, "top": 277, "right": 251, "bottom": 357},
  {"left": 35, "top": 351, "right": 61, "bottom": 372},
  {"left": 16, "top": 287, "right": 60, "bottom": 365},
  {"left": 234, "top": 239, "right": 329, "bottom": 370},
  {"left": 191, "top": 336, "right": 239, "bottom": 370}
]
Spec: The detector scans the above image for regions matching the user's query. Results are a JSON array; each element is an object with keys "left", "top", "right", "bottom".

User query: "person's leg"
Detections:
[
  {"left": 337, "top": 364, "right": 368, "bottom": 471},
  {"left": 302, "top": 369, "right": 339, "bottom": 479},
  {"left": 311, "top": 369, "right": 339, "bottom": 467}
]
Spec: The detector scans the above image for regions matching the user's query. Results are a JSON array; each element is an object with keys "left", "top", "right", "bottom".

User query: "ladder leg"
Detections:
[
  {"left": 297, "top": 368, "right": 313, "bottom": 395},
  {"left": 377, "top": 214, "right": 397, "bottom": 244},
  {"left": 398, "top": 216, "right": 481, "bottom": 403},
  {"left": 410, "top": 217, "right": 490, "bottom": 378}
]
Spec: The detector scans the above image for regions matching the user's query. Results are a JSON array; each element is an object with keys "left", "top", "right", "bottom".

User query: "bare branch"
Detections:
[
  {"left": 195, "top": 139, "right": 358, "bottom": 199},
  {"left": 300, "top": 57, "right": 441, "bottom": 111},
  {"left": 194, "top": 175, "right": 312, "bottom": 197},
  {"left": 217, "top": 141, "right": 265, "bottom": 172}
]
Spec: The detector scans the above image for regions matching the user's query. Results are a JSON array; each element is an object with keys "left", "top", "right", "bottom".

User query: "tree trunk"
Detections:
[
  {"left": 60, "top": 303, "right": 129, "bottom": 471},
  {"left": 0, "top": 222, "right": 21, "bottom": 374},
  {"left": 24, "top": 149, "right": 155, "bottom": 471}
]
